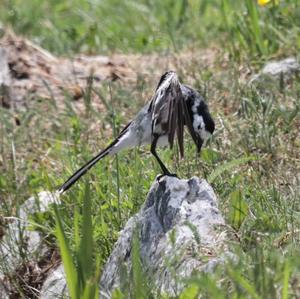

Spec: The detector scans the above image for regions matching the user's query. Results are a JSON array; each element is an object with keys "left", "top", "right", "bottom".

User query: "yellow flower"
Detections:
[
  {"left": 258, "top": 0, "right": 271, "bottom": 5},
  {"left": 258, "top": 0, "right": 279, "bottom": 6}
]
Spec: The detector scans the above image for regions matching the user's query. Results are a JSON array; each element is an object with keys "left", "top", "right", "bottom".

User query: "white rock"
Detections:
[
  {"left": 100, "top": 176, "right": 236, "bottom": 296},
  {"left": 38, "top": 177, "right": 236, "bottom": 298},
  {"left": 0, "top": 191, "right": 59, "bottom": 292},
  {"left": 39, "top": 264, "right": 67, "bottom": 299},
  {"left": 261, "top": 57, "right": 299, "bottom": 76},
  {"left": 250, "top": 57, "right": 300, "bottom": 84}
]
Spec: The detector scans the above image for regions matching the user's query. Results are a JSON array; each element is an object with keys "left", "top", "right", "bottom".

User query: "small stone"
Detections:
[
  {"left": 250, "top": 57, "right": 300, "bottom": 85},
  {"left": 39, "top": 264, "right": 68, "bottom": 299},
  {"left": 261, "top": 58, "right": 299, "bottom": 77},
  {"left": 0, "top": 191, "right": 59, "bottom": 293}
]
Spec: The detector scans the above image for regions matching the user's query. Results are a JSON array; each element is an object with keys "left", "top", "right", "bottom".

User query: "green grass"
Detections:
[
  {"left": 55, "top": 183, "right": 99, "bottom": 299},
  {"left": 1, "top": 0, "right": 300, "bottom": 298},
  {"left": 0, "top": 0, "right": 299, "bottom": 58}
]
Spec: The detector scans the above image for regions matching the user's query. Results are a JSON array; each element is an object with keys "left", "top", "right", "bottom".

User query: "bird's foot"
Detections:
[{"left": 156, "top": 173, "right": 179, "bottom": 182}]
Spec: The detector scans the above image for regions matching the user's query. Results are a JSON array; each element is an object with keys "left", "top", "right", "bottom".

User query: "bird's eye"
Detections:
[{"left": 197, "top": 125, "right": 201, "bottom": 130}]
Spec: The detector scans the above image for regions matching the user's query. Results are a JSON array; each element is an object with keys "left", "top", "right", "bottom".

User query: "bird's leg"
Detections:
[{"left": 150, "top": 134, "right": 178, "bottom": 180}]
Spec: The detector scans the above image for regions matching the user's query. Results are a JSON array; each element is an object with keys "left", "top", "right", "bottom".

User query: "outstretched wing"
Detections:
[
  {"left": 149, "top": 71, "right": 185, "bottom": 157},
  {"left": 168, "top": 83, "right": 185, "bottom": 156}
]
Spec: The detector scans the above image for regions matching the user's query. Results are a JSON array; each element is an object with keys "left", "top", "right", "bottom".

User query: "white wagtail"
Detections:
[{"left": 58, "top": 71, "right": 215, "bottom": 194}]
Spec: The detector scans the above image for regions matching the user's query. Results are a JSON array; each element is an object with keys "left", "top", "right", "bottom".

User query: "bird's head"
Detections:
[{"left": 184, "top": 87, "right": 215, "bottom": 152}]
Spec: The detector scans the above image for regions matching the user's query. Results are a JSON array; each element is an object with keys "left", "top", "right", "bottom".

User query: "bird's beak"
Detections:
[{"left": 197, "top": 138, "right": 203, "bottom": 153}]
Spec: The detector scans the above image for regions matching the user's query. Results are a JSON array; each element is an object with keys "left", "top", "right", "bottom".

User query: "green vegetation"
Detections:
[
  {"left": 0, "top": 0, "right": 299, "bottom": 298},
  {"left": 0, "top": 0, "right": 299, "bottom": 58},
  {"left": 55, "top": 183, "right": 100, "bottom": 299}
]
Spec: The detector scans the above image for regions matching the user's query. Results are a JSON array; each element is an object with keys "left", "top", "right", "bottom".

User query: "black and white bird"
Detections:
[{"left": 58, "top": 71, "right": 215, "bottom": 194}]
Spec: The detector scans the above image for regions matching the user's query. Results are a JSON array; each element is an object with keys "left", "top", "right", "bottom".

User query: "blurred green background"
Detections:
[{"left": 0, "top": 0, "right": 299, "bottom": 59}]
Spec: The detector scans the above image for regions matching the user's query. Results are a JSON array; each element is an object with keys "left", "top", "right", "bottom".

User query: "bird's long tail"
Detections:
[
  {"left": 57, "top": 147, "right": 110, "bottom": 194},
  {"left": 58, "top": 122, "right": 132, "bottom": 194}
]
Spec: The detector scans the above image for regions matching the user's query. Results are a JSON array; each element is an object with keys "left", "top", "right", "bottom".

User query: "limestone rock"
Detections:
[
  {"left": 38, "top": 177, "right": 235, "bottom": 297},
  {"left": 39, "top": 264, "right": 68, "bottom": 299},
  {"left": 0, "top": 191, "right": 59, "bottom": 296},
  {"left": 250, "top": 57, "right": 300, "bottom": 85},
  {"left": 0, "top": 47, "right": 11, "bottom": 108},
  {"left": 261, "top": 57, "right": 299, "bottom": 77},
  {"left": 100, "top": 176, "right": 235, "bottom": 296}
]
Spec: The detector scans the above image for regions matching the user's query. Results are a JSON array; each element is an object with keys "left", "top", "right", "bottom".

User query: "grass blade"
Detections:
[
  {"left": 79, "top": 183, "right": 94, "bottom": 281},
  {"left": 54, "top": 205, "right": 79, "bottom": 299},
  {"left": 82, "top": 279, "right": 98, "bottom": 299},
  {"left": 282, "top": 261, "right": 290, "bottom": 299},
  {"left": 207, "top": 155, "right": 256, "bottom": 183},
  {"left": 227, "top": 266, "right": 260, "bottom": 299}
]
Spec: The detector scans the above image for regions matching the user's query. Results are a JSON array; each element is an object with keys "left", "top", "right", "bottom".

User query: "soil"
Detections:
[{"left": 0, "top": 30, "right": 219, "bottom": 112}]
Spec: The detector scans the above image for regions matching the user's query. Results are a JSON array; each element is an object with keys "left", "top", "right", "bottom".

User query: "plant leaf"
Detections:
[
  {"left": 228, "top": 189, "right": 248, "bottom": 230},
  {"left": 55, "top": 205, "right": 79, "bottom": 299}
]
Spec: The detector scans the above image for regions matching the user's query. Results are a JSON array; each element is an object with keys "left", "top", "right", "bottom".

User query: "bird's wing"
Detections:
[
  {"left": 169, "top": 84, "right": 185, "bottom": 157},
  {"left": 150, "top": 73, "right": 185, "bottom": 157}
]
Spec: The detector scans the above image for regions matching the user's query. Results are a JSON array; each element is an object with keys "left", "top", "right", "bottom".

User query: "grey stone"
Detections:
[
  {"left": 100, "top": 176, "right": 235, "bottom": 296},
  {"left": 38, "top": 177, "right": 236, "bottom": 298},
  {"left": 261, "top": 57, "right": 299, "bottom": 77},
  {"left": 39, "top": 264, "right": 68, "bottom": 299},
  {"left": 0, "top": 47, "right": 11, "bottom": 108},
  {"left": 0, "top": 48, "right": 10, "bottom": 86},
  {"left": 0, "top": 278, "right": 9, "bottom": 299},
  {"left": 250, "top": 57, "right": 300, "bottom": 84},
  {"left": 0, "top": 191, "right": 59, "bottom": 294},
  {"left": 39, "top": 266, "right": 111, "bottom": 299}
]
